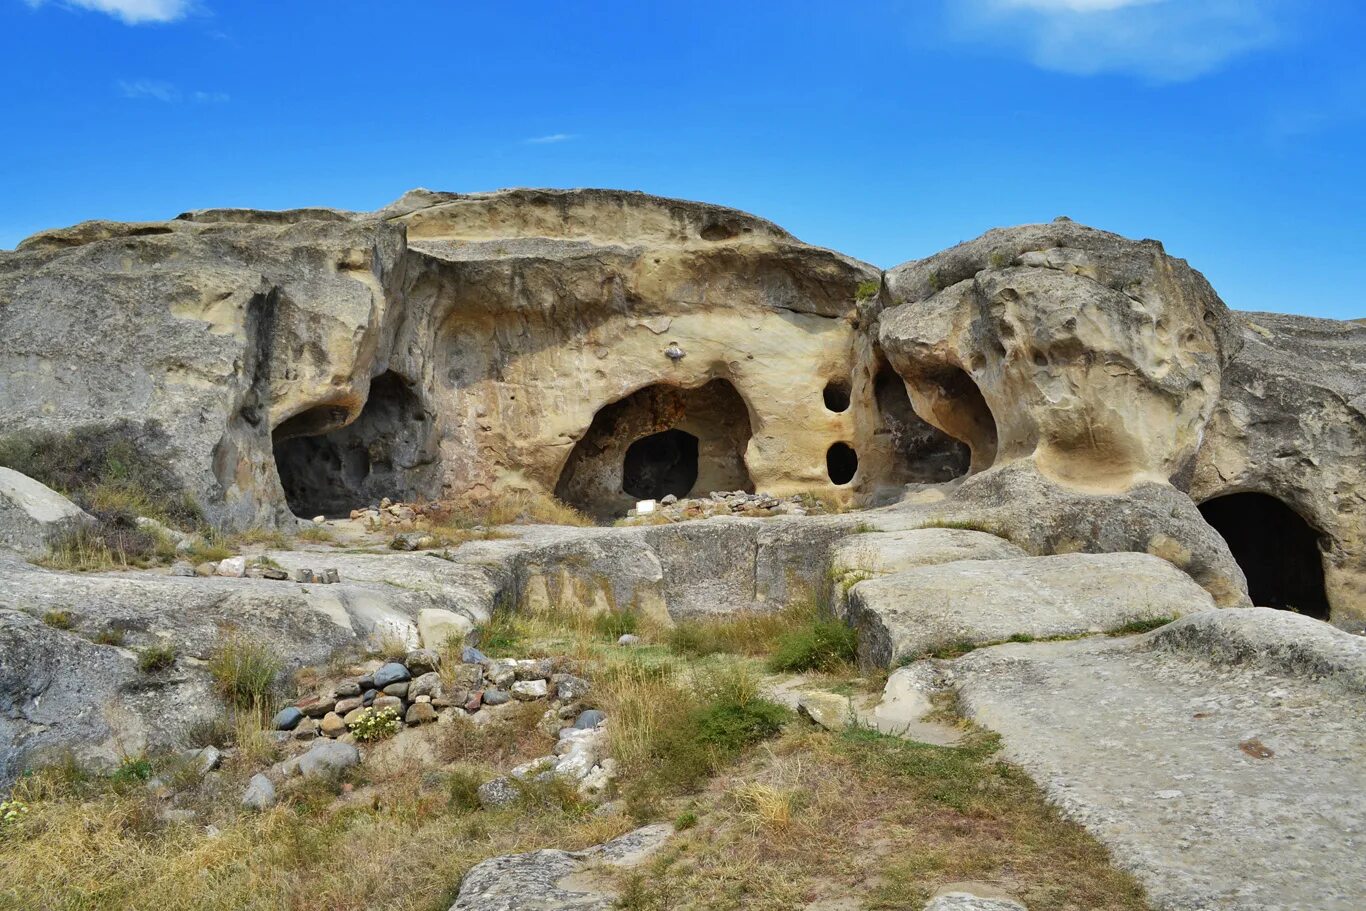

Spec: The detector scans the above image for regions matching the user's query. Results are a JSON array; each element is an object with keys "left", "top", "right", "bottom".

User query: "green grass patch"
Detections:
[
  {"left": 136, "top": 644, "right": 176, "bottom": 673},
  {"left": 767, "top": 617, "right": 857, "bottom": 673},
  {"left": 207, "top": 633, "right": 283, "bottom": 711},
  {"left": 42, "top": 611, "right": 74, "bottom": 631},
  {"left": 1108, "top": 615, "right": 1178, "bottom": 636}
]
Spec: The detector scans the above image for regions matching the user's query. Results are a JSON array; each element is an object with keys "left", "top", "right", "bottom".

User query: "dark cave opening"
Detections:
[
  {"left": 1198, "top": 492, "right": 1330, "bottom": 620},
  {"left": 823, "top": 379, "right": 852, "bottom": 413},
  {"left": 272, "top": 371, "right": 440, "bottom": 519},
  {"left": 874, "top": 364, "right": 971, "bottom": 483},
  {"left": 555, "top": 378, "right": 754, "bottom": 519},
  {"left": 622, "top": 428, "right": 699, "bottom": 501},
  {"left": 827, "top": 442, "right": 858, "bottom": 485}
]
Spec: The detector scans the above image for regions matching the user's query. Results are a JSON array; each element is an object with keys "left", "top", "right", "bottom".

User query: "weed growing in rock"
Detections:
[
  {"left": 1109, "top": 615, "right": 1177, "bottom": 635},
  {"left": 207, "top": 633, "right": 282, "bottom": 710},
  {"left": 42, "top": 610, "right": 74, "bottom": 630},
  {"left": 93, "top": 627, "right": 126, "bottom": 646},
  {"left": 136, "top": 643, "right": 176, "bottom": 673}
]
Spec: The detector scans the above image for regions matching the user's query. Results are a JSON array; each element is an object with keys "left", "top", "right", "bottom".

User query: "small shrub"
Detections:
[
  {"left": 855, "top": 279, "right": 880, "bottom": 302},
  {"left": 475, "top": 607, "right": 526, "bottom": 657},
  {"left": 93, "top": 627, "right": 126, "bottom": 646},
  {"left": 137, "top": 643, "right": 176, "bottom": 673},
  {"left": 109, "top": 757, "right": 153, "bottom": 791},
  {"left": 592, "top": 610, "right": 638, "bottom": 641},
  {"left": 446, "top": 767, "right": 485, "bottom": 813},
  {"left": 42, "top": 610, "right": 74, "bottom": 630},
  {"left": 295, "top": 526, "right": 335, "bottom": 544},
  {"left": 207, "top": 633, "right": 282, "bottom": 710},
  {"left": 185, "top": 713, "right": 237, "bottom": 750},
  {"left": 767, "top": 617, "right": 857, "bottom": 673},
  {"left": 348, "top": 706, "right": 400, "bottom": 742},
  {"left": 673, "top": 809, "right": 698, "bottom": 831}
]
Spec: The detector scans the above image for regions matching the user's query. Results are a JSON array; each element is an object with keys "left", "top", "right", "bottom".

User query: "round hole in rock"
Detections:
[
  {"left": 622, "top": 428, "right": 699, "bottom": 501},
  {"left": 823, "top": 380, "right": 852, "bottom": 413},
  {"left": 827, "top": 442, "right": 858, "bottom": 485},
  {"left": 1197, "top": 492, "right": 1330, "bottom": 620}
]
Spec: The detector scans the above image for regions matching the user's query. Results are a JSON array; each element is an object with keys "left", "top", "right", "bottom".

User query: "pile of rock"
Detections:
[
  {"left": 171, "top": 555, "right": 342, "bottom": 584},
  {"left": 349, "top": 497, "right": 435, "bottom": 529},
  {"left": 477, "top": 707, "right": 613, "bottom": 807},
  {"left": 277, "top": 647, "right": 594, "bottom": 741},
  {"left": 619, "top": 490, "right": 823, "bottom": 524}
]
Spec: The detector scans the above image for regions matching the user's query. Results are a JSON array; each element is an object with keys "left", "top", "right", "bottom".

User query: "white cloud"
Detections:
[
  {"left": 117, "top": 79, "right": 227, "bottom": 103},
  {"left": 524, "top": 133, "right": 576, "bottom": 144},
  {"left": 949, "top": 0, "right": 1289, "bottom": 82},
  {"left": 26, "top": 0, "right": 191, "bottom": 25}
]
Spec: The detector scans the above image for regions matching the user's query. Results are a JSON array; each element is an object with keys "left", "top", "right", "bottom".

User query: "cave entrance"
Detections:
[
  {"left": 1197, "top": 493, "right": 1330, "bottom": 620},
  {"left": 623, "top": 429, "right": 699, "bottom": 500},
  {"left": 556, "top": 378, "right": 754, "bottom": 519},
  {"left": 874, "top": 364, "right": 970, "bottom": 484},
  {"left": 272, "top": 371, "right": 440, "bottom": 519}
]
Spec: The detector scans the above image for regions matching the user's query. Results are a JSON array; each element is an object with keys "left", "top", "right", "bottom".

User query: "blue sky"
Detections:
[{"left": 2, "top": 0, "right": 1363, "bottom": 319}]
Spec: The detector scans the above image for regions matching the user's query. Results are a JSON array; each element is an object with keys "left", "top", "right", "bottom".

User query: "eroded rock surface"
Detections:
[
  {"left": 880, "top": 220, "right": 1241, "bottom": 489},
  {"left": 449, "top": 823, "right": 672, "bottom": 910},
  {"left": 951, "top": 609, "right": 1366, "bottom": 911},
  {"left": 1193, "top": 312, "right": 1366, "bottom": 629},
  {"left": 847, "top": 551, "right": 1216, "bottom": 669}
]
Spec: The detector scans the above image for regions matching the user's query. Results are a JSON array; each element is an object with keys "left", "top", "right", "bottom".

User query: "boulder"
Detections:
[
  {"left": 372, "top": 662, "right": 410, "bottom": 689},
  {"left": 418, "top": 608, "right": 473, "bottom": 650},
  {"left": 240, "top": 773, "right": 276, "bottom": 811},
  {"left": 880, "top": 220, "right": 1240, "bottom": 486},
  {"left": 449, "top": 823, "right": 673, "bottom": 910},
  {"left": 828, "top": 527, "right": 1026, "bottom": 616},
  {"left": 797, "top": 692, "right": 854, "bottom": 731},
  {"left": 475, "top": 776, "right": 519, "bottom": 810},
  {"left": 271, "top": 706, "right": 303, "bottom": 731},
  {"left": 0, "top": 468, "right": 92, "bottom": 559},
  {"left": 287, "top": 740, "right": 360, "bottom": 779},
  {"left": 847, "top": 551, "right": 1216, "bottom": 669},
  {"left": 926, "top": 461, "right": 1251, "bottom": 608},
  {"left": 511, "top": 679, "right": 548, "bottom": 701}
]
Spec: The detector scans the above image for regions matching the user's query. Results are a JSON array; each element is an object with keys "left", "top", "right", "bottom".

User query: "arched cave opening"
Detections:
[
  {"left": 823, "top": 380, "right": 852, "bottom": 413},
  {"left": 874, "top": 365, "right": 970, "bottom": 483},
  {"left": 827, "top": 442, "right": 858, "bottom": 485},
  {"left": 555, "top": 378, "right": 754, "bottom": 520},
  {"left": 272, "top": 371, "right": 441, "bottom": 519},
  {"left": 934, "top": 366, "right": 999, "bottom": 471},
  {"left": 623, "top": 429, "right": 699, "bottom": 500},
  {"left": 1197, "top": 493, "right": 1330, "bottom": 620}
]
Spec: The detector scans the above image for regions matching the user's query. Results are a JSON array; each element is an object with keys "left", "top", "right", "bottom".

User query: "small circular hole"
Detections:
[
  {"left": 826, "top": 442, "right": 858, "bottom": 485},
  {"left": 823, "top": 380, "right": 852, "bottom": 413}
]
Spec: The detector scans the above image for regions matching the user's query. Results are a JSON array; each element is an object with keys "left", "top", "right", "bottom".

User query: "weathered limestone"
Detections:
[
  {"left": 449, "top": 823, "right": 672, "bottom": 911},
  {"left": 828, "top": 527, "right": 1026, "bottom": 616},
  {"left": 950, "top": 608, "right": 1366, "bottom": 911},
  {"left": 1192, "top": 312, "right": 1366, "bottom": 629},
  {"left": 880, "top": 220, "right": 1242, "bottom": 489},
  {"left": 0, "top": 467, "right": 92, "bottom": 558},
  {"left": 847, "top": 552, "right": 1216, "bottom": 669}
]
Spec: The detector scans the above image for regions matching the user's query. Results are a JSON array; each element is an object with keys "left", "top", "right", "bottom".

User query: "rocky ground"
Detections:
[{"left": 1, "top": 474, "right": 1364, "bottom": 910}]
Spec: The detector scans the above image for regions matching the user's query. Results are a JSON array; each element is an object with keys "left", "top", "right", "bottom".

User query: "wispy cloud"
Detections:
[
  {"left": 524, "top": 133, "right": 576, "bottom": 144},
  {"left": 946, "top": 0, "right": 1290, "bottom": 82},
  {"left": 25, "top": 0, "right": 193, "bottom": 25},
  {"left": 117, "top": 79, "right": 228, "bottom": 103}
]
